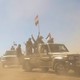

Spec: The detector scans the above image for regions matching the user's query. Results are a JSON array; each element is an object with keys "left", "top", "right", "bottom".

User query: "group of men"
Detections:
[
  {"left": 25, "top": 33, "right": 54, "bottom": 55},
  {"left": 10, "top": 33, "right": 54, "bottom": 64}
]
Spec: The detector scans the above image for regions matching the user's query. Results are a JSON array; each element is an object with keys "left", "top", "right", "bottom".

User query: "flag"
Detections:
[{"left": 34, "top": 15, "right": 39, "bottom": 26}]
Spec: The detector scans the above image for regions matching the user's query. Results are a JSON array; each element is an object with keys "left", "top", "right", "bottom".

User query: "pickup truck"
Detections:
[
  {"left": 1, "top": 50, "right": 19, "bottom": 68},
  {"left": 22, "top": 43, "right": 80, "bottom": 74}
]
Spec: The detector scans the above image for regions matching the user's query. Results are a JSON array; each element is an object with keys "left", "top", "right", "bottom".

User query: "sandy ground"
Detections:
[{"left": 0, "top": 64, "right": 80, "bottom": 80}]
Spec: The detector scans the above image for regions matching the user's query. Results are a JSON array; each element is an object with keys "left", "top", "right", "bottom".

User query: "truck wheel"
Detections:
[
  {"left": 42, "top": 67, "right": 49, "bottom": 72},
  {"left": 55, "top": 63, "right": 67, "bottom": 74},
  {"left": 23, "top": 62, "right": 32, "bottom": 72}
]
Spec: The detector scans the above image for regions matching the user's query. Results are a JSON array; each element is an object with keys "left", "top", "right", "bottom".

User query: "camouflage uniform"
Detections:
[
  {"left": 31, "top": 34, "right": 44, "bottom": 53},
  {"left": 47, "top": 38, "right": 54, "bottom": 43},
  {"left": 46, "top": 33, "right": 54, "bottom": 43},
  {"left": 16, "top": 44, "right": 23, "bottom": 64},
  {"left": 25, "top": 38, "right": 33, "bottom": 55}
]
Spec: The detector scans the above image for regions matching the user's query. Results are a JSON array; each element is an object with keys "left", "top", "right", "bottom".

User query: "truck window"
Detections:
[{"left": 48, "top": 44, "right": 68, "bottom": 52}]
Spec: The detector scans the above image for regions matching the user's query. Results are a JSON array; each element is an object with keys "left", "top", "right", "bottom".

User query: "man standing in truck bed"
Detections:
[
  {"left": 25, "top": 38, "right": 33, "bottom": 55},
  {"left": 46, "top": 33, "right": 54, "bottom": 43},
  {"left": 31, "top": 34, "right": 44, "bottom": 53}
]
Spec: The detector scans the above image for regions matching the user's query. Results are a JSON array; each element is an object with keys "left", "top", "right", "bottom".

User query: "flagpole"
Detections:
[{"left": 38, "top": 22, "right": 40, "bottom": 35}]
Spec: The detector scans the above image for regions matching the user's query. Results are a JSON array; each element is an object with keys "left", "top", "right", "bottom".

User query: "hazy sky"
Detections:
[{"left": 0, "top": 0, "right": 80, "bottom": 56}]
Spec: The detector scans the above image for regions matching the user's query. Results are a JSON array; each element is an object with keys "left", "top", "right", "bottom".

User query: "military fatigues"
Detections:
[
  {"left": 25, "top": 38, "right": 33, "bottom": 55},
  {"left": 31, "top": 34, "right": 44, "bottom": 53},
  {"left": 16, "top": 44, "right": 23, "bottom": 64}
]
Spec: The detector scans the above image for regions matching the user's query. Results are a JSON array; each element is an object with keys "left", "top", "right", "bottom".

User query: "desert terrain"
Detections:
[{"left": 0, "top": 63, "right": 80, "bottom": 80}]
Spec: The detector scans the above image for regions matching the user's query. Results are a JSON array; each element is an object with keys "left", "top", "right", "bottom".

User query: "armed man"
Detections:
[
  {"left": 25, "top": 38, "right": 33, "bottom": 55},
  {"left": 31, "top": 33, "right": 44, "bottom": 53},
  {"left": 16, "top": 44, "right": 23, "bottom": 64},
  {"left": 46, "top": 33, "right": 54, "bottom": 43}
]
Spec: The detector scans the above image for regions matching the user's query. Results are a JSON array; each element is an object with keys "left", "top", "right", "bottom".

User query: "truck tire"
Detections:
[
  {"left": 23, "top": 62, "right": 32, "bottom": 72},
  {"left": 54, "top": 63, "right": 67, "bottom": 74}
]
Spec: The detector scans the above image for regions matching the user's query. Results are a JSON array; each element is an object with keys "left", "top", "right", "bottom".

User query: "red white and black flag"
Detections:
[{"left": 34, "top": 15, "right": 39, "bottom": 26}]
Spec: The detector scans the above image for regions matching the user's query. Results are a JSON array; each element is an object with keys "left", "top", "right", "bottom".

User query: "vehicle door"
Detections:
[
  {"left": 28, "top": 53, "right": 41, "bottom": 67},
  {"left": 39, "top": 45, "right": 51, "bottom": 67}
]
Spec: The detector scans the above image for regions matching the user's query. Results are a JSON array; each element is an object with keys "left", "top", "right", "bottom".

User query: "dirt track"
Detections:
[{"left": 0, "top": 64, "right": 80, "bottom": 80}]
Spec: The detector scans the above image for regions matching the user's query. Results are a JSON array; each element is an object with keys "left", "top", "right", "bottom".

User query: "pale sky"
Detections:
[{"left": 0, "top": 0, "right": 80, "bottom": 56}]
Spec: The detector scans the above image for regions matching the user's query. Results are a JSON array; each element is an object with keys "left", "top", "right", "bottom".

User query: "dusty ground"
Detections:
[{"left": 0, "top": 64, "right": 80, "bottom": 80}]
